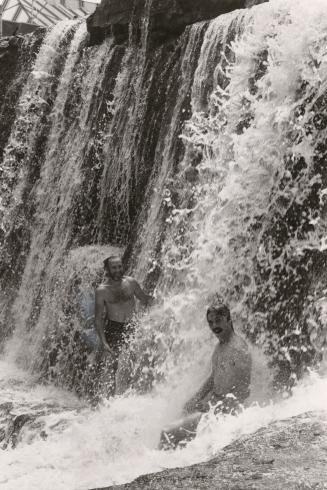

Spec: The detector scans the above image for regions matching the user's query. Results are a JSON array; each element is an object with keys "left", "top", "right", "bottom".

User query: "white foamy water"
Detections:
[{"left": 0, "top": 360, "right": 326, "bottom": 490}]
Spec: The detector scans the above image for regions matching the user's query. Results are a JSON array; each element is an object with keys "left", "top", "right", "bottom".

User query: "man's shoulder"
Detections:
[
  {"left": 233, "top": 336, "right": 252, "bottom": 361},
  {"left": 96, "top": 284, "right": 108, "bottom": 293},
  {"left": 230, "top": 333, "right": 247, "bottom": 348},
  {"left": 237, "top": 335, "right": 249, "bottom": 350},
  {"left": 124, "top": 276, "right": 137, "bottom": 286},
  {"left": 212, "top": 342, "right": 220, "bottom": 358}
]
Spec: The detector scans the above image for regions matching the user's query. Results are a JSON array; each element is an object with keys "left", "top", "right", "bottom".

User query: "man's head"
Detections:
[
  {"left": 206, "top": 303, "right": 234, "bottom": 343},
  {"left": 103, "top": 255, "right": 124, "bottom": 281}
]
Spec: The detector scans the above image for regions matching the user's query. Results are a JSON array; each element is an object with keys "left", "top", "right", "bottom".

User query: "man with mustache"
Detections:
[{"left": 161, "top": 303, "right": 252, "bottom": 449}]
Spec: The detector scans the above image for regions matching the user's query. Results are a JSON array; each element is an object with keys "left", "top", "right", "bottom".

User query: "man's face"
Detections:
[
  {"left": 207, "top": 310, "right": 232, "bottom": 343},
  {"left": 108, "top": 259, "right": 123, "bottom": 280}
]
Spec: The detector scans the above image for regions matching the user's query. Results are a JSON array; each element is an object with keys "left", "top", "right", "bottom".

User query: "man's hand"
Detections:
[
  {"left": 184, "top": 398, "right": 209, "bottom": 414},
  {"left": 183, "top": 398, "right": 199, "bottom": 414},
  {"left": 133, "top": 280, "right": 155, "bottom": 307},
  {"left": 102, "top": 342, "right": 115, "bottom": 356},
  {"left": 194, "top": 400, "right": 209, "bottom": 412},
  {"left": 145, "top": 294, "right": 155, "bottom": 307}
]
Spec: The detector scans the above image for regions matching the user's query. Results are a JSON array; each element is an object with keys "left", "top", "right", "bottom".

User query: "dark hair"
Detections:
[
  {"left": 206, "top": 303, "right": 235, "bottom": 331},
  {"left": 103, "top": 255, "right": 122, "bottom": 271}
]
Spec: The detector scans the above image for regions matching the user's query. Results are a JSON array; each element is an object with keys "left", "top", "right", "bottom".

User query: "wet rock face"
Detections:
[
  {"left": 0, "top": 396, "right": 81, "bottom": 450},
  {"left": 87, "top": 0, "right": 267, "bottom": 44},
  {"left": 0, "top": 402, "right": 46, "bottom": 449},
  {"left": 0, "top": 31, "right": 45, "bottom": 342},
  {"left": 0, "top": 32, "right": 44, "bottom": 163},
  {"left": 95, "top": 412, "right": 327, "bottom": 490}
]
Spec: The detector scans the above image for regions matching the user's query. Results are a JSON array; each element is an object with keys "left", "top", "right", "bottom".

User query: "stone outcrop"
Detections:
[
  {"left": 87, "top": 0, "right": 268, "bottom": 44},
  {"left": 93, "top": 412, "right": 327, "bottom": 490}
]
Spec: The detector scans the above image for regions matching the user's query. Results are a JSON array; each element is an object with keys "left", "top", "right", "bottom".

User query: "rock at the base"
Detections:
[
  {"left": 93, "top": 411, "right": 327, "bottom": 489},
  {"left": 87, "top": 0, "right": 268, "bottom": 45}
]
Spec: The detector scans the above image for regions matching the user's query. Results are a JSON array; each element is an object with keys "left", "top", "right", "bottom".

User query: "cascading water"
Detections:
[{"left": 1, "top": 0, "right": 327, "bottom": 489}]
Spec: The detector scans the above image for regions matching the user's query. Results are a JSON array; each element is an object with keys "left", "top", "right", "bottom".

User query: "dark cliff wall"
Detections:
[{"left": 87, "top": 0, "right": 268, "bottom": 44}]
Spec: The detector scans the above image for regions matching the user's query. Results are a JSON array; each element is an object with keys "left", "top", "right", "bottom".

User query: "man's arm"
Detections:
[
  {"left": 232, "top": 351, "right": 252, "bottom": 402},
  {"left": 183, "top": 373, "right": 214, "bottom": 414},
  {"left": 95, "top": 287, "right": 113, "bottom": 354},
  {"left": 132, "top": 279, "right": 153, "bottom": 306}
]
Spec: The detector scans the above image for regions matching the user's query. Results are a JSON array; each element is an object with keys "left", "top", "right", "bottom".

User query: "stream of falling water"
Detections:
[{"left": 1, "top": 1, "right": 327, "bottom": 489}]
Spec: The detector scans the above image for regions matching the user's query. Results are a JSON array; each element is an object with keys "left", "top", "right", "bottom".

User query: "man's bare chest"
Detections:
[
  {"left": 104, "top": 283, "right": 134, "bottom": 304},
  {"left": 212, "top": 345, "right": 238, "bottom": 372}
]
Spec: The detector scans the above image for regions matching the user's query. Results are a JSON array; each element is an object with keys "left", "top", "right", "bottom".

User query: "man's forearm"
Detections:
[
  {"left": 144, "top": 293, "right": 154, "bottom": 306},
  {"left": 185, "top": 375, "right": 214, "bottom": 411},
  {"left": 138, "top": 292, "right": 153, "bottom": 306},
  {"left": 95, "top": 319, "right": 107, "bottom": 345},
  {"left": 134, "top": 280, "right": 154, "bottom": 306},
  {"left": 194, "top": 375, "right": 214, "bottom": 402}
]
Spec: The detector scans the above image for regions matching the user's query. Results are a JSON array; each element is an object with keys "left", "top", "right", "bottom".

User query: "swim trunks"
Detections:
[{"left": 103, "top": 319, "right": 133, "bottom": 357}]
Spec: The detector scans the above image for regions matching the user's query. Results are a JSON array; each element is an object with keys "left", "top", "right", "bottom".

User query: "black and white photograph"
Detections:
[{"left": 0, "top": 0, "right": 326, "bottom": 488}]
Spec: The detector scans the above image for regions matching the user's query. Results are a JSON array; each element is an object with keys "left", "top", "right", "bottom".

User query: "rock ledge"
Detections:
[
  {"left": 93, "top": 411, "right": 327, "bottom": 489},
  {"left": 87, "top": 0, "right": 267, "bottom": 44}
]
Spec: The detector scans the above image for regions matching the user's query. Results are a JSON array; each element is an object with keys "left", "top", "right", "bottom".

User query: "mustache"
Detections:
[{"left": 108, "top": 271, "right": 123, "bottom": 278}]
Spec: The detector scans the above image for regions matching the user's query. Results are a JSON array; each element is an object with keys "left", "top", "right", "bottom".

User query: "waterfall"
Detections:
[{"left": 1, "top": 0, "right": 327, "bottom": 488}]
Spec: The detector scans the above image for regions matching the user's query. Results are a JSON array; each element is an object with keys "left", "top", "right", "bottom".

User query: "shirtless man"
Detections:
[
  {"left": 160, "top": 303, "right": 252, "bottom": 449},
  {"left": 95, "top": 255, "right": 152, "bottom": 359}
]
